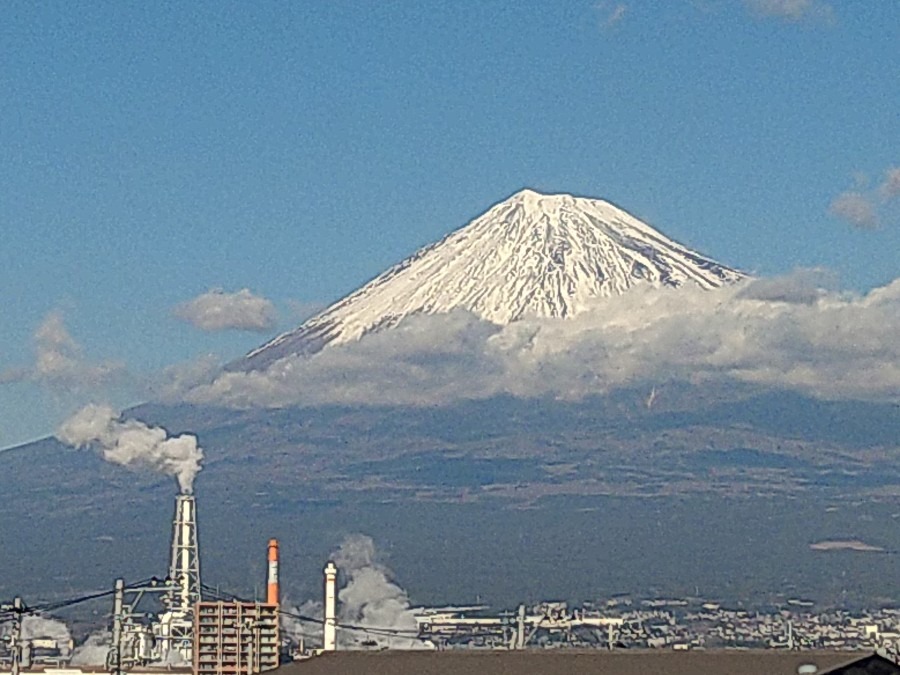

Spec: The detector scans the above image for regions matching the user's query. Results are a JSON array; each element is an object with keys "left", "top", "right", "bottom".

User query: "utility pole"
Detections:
[
  {"left": 514, "top": 604, "right": 526, "bottom": 650},
  {"left": 0, "top": 597, "right": 30, "bottom": 675},
  {"left": 106, "top": 577, "right": 180, "bottom": 672},
  {"left": 6, "top": 597, "right": 24, "bottom": 675},
  {"left": 2, "top": 597, "right": 36, "bottom": 673}
]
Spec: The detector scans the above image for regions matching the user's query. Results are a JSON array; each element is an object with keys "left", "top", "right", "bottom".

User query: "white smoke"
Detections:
[
  {"left": 280, "top": 599, "right": 324, "bottom": 649},
  {"left": 0, "top": 615, "right": 73, "bottom": 658},
  {"left": 56, "top": 404, "right": 203, "bottom": 494},
  {"left": 69, "top": 631, "right": 110, "bottom": 666},
  {"left": 278, "top": 536, "right": 432, "bottom": 652},
  {"left": 161, "top": 645, "right": 189, "bottom": 666},
  {"left": 333, "top": 535, "right": 430, "bottom": 650},
  {"left": 22, "top": 616, "right": 72, "bottom": 653}
]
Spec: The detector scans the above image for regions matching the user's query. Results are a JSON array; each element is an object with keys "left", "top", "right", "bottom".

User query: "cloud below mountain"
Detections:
[{"left": 180, "top": 272, "right": 900, "bottom": 409}]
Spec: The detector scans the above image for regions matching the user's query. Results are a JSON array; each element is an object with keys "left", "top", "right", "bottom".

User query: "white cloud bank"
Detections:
[
  {"left": 181, "top": 273, "right": 900, "bottom": 410},
  {"left": 174, "top": 288, "right": 277, "bottom": 332}
]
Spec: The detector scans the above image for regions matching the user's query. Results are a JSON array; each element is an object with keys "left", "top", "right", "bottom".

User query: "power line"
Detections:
[
  {"left": 4, "top": 580, "right": 425, "bottom": 644},
  {"left": 199, "top": 583, "right": 423, "bottom": 639},
  {"left": 0, "top": 578, "right": 160, "bottom": 622},
  {"left": 278, "top": 608, "right": 421, "bottom": 638}
]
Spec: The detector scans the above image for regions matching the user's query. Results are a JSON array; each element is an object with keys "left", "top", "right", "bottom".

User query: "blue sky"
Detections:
[{"left": 1, "top": 0, "right": 898, "bottom": 449}]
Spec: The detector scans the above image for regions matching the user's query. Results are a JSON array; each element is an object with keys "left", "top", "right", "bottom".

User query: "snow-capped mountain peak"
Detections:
[{"left": 241, "top": 189, "right": 746, "bottom": 370}]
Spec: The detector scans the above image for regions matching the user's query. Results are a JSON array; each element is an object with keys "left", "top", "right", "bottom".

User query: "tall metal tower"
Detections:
[
  {"left": 153, "top": 493, "right": 202, "bottom": 664},
  {"left": 168, "top": 494, "right": 201, "bottom": 612}
]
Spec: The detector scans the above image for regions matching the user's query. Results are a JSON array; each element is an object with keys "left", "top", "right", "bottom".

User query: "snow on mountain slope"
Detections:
[{"left": 240, "top": 189, "right": 746, "bottom": 370}]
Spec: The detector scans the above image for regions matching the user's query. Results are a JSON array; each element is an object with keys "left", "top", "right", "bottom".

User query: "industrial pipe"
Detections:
[{"left": 266, "top": 539, "right": 279, "bottom": 606}]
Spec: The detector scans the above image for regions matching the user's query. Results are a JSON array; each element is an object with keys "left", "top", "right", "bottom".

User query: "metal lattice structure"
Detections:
[{"left": 168, "top": 494, "right": 202, "bottom": 613}]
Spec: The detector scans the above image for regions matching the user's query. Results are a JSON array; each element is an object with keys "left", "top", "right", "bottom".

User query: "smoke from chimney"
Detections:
[
  {"left": 56, "top": 404, "right": 203, "bottom": 494},
  {"left": 276, "top": 535, "right": 432, "bottom": 651},
  {"left": 69, "top": 631, "right": 110, "bottom": 666},
  {"left": 332, "top": 534, "right": 429, "bottom": 650}
]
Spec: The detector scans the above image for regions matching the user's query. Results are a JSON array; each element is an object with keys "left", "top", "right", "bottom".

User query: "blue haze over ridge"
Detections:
[{"left": 2, "top": 386, "right": 900, "bottom": 611}]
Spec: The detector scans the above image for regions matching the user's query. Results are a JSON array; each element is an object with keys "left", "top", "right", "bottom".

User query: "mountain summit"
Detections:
[{"left": 241, "top": 189, "right": 745, "bottom": 370}]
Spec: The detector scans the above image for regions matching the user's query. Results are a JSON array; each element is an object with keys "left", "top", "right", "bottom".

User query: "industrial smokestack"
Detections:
[
  {"left": 267, "top": 539, "right": 280, "bottom": 606},
  {"left": 323, "top": 562, "right": 337, "bottom": 652},
  {"left": 168, "top": 494, "right": 201, "bottom": 612}
]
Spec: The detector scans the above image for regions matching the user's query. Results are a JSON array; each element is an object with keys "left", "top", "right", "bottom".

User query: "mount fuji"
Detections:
[
  {"left": 6, "top": 192, "right": 899, "bottom": 614},
  {"left": 240, "top": 189, "right": 745, "bottom": 370}
]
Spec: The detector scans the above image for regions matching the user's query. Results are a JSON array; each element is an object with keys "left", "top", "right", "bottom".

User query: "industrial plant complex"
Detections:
[
  {"left": 1, "top": 488, "right": 294, "bottom": 675},
  {"left": 3, "top": 481, "right": 900, "bottom": 675}
]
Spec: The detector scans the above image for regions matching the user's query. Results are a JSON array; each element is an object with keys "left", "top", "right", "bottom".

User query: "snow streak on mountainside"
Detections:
[{"left": 242, "top": 189, "right": 746, "bottom": 370}]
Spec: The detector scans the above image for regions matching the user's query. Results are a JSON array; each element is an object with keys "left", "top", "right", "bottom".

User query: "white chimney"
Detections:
[{"left": 323, "top": 561, "right": 337, "bottom": 651}]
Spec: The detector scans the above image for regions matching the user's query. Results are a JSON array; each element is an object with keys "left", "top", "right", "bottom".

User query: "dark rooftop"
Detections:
[
  {"left": 820, "top": 653, "right": 900, "bottom": 674},
  {"left": 276, "top": 650, "right": 869, "bottom": 675}
]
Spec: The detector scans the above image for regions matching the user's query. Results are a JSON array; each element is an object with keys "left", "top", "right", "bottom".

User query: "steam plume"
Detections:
[
  {"left": 56, "top": 404, "right": 203, "bottom": 494},
  {"left": 333, "top": 534, "right": 430, "bottom": 650},
  {"left": 279, "top": 599, "right": 323, "bottom": 648},
  {"left": 69, "top": 631, "right": 110, "bottom": 666},
  {"left": 21, "top": 615, "right": 72, "bottom": 651},
  {"left": 0, "top": 615, "right": 72, "bottom": 658}
]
